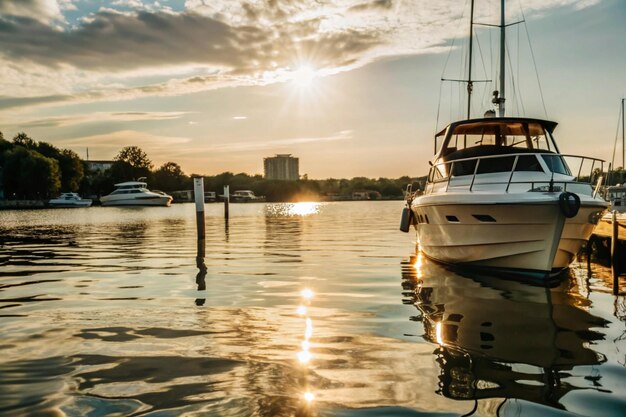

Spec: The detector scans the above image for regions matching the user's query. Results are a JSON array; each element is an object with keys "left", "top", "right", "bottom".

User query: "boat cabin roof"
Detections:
[
  {"left": 114, "top": 181, "right": 148, "bottom": 187},
  {"left": 434, "top": 117, "right": 560, "bottom": 161},
  {"left": 435, "top": 117, "right": 557, "bottom": 138}
]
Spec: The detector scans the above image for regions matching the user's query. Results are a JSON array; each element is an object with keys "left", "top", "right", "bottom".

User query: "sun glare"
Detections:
[{"left": 291, "top": 65, "right": 317, "bottom": 88}]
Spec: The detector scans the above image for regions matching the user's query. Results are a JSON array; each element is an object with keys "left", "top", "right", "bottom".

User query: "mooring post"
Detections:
[
  {"left": 586, "top": 237, "right": 592, "bottom": 275},
  {"left": 224, "top": 185, "right": 230, "bottom": 221},
  {"left": 611, "top": 210, "right": 619, "bottom": 295},
  {"left": 193, "top": 177, "right": 205, "bottom": 239}
]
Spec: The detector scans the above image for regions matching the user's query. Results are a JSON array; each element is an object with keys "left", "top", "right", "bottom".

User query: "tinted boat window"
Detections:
[
  {"left": 542, "top": 155, "right": 570, "bottom": 175},
  {"left": 451, "top": 159, "right": 477, "bottom": 176},
  {"left": 476, "top": 155, "right": 515, "bottom": 174},
  {"left": 515, "top": 155, "right": 543, "bottom": 172}
]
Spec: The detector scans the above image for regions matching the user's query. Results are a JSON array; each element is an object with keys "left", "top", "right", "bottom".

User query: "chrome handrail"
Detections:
[{"left": 426, "top": 152, "right": 605, "bottom": 194}]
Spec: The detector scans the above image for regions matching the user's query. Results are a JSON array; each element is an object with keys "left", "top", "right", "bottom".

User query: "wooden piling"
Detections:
[
  {"left": 611, "top": 210, "right": 619, "bottom": 295},
  {"left": 224, "top": 185, "right": 230, "bottom": 221},
  {"left": 193, "top": 177, "right": 205, "bottom": 239}
]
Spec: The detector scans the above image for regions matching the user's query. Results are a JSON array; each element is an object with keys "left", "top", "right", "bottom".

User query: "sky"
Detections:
[{"left": 0, "top": 0, "right": 624, "bottom": 178}]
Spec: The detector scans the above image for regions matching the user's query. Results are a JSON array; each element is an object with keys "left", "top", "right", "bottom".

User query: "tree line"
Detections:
[{"left": 0, "top": 132, "right": 425, "bottom": 202}]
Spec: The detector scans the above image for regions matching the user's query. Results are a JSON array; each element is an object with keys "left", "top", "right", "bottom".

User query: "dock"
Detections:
[
  {"left": 593, "top": 212, "right": 626, "bottom": 241},
  {"left": 590, "top": 211, "right": 626, "bottom": 294}
]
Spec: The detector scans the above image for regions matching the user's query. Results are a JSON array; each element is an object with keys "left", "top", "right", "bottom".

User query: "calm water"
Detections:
[{"left": 0, "top": 201, "right": 625, "bottom": 417}]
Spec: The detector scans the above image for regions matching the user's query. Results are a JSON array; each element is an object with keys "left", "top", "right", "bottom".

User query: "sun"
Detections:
[{"left": 290, "top": 65, "right": 318, "bottom": 88}]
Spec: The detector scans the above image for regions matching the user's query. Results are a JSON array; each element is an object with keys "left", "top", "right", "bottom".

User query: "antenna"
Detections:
[
  {"left": 497, "top": 0, "right": 506, "bottom": 117},
  {"left": 467, "top": 0, "right": 475, "bottom": 119}
]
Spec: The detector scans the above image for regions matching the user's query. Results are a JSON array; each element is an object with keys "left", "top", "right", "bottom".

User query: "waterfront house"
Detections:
[{"left": 85, "top": 160, "right": 114, "bottom": 173}]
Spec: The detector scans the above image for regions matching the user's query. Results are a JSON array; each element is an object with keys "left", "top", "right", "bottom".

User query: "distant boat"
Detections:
[
  {"left": 228, "top": 190, "right": 266, "bottom": 203},
  {"left": 606, "top": 184, "right": 626, "bottom": 213},
  {"left": 204, "top": 191, "right": 216, "bottom": 203},
  {"left": 100, "top": 181, "right": 172, "bottom": 207},
  {"left": 48, "top": 192, "right": 92, "bottom": 208}
]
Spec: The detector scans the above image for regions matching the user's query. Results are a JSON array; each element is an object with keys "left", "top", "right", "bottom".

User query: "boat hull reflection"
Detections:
[{"left": 402, "top": 253, "right": 608, "bottom": 409}]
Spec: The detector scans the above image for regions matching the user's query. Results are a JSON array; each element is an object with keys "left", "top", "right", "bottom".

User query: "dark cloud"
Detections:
[
  {"left": 0, "top": 94, "right": 72, "bottom": 109},
  {"left": 0, "top": 8, "right": 384, "bottom": 74},
  {"left": 349, "top": 0, "right": 393, "bottom": 13}
]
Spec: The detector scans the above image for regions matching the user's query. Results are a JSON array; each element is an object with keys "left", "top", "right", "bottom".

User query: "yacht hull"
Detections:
[
  {"left": 100, "top": 196, "right": 172, "bottom": 206},
  {"left": 412, "top": 198, "right": 603, "bottom": 280},
  {"left": 48, "top": 201, "right": 92, "bottom": 208}
]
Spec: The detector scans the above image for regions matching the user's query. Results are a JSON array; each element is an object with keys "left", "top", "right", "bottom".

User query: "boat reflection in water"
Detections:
[{"left": 401, "top": 252, "right": 609, "bottom": 413}]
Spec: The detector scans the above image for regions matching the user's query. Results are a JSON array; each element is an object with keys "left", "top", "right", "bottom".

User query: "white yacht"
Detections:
[
  {"left": 100, "top": 181, "right": 172, "bottom": 207},
  {"left": 230, "top": 190, "right": 266, "bottom": 203},
  {"left": 400, "top": 0, "right": 607, "bottom": 281},
  {"left": 48, "top": 192, "right": 92, "bottom": 208}
]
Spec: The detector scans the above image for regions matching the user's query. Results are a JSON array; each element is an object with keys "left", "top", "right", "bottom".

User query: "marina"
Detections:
[
  {"left": 0, "top": 202, "right": 624, "bottom": 416},
  {"left": 0, "top": 1, "right": 624, "bottom": 416}
]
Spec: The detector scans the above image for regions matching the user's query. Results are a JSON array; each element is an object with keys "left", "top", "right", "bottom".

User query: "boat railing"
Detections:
[{"left": 428, "top": 152, "right": 605, "bottom": 194}]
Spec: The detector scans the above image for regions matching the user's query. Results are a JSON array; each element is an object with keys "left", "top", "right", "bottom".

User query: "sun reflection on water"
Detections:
[
  {"left": 297, "top": 286, "right": 316, "bottom": 406},
  {"left": 289, "top": 202, "right": 321, "bottom": 216},
  {"left": 265, "top": 202, "right": 322, "bottom": 217},
  {"left": 301, "top": 288, "right": 314, "bottom": 300},
  {"left": 303, "top": 391, "right": 315, "bottom": 402},
  {"left": 435, "top": 321, "right": 444, "bottom": 346}
]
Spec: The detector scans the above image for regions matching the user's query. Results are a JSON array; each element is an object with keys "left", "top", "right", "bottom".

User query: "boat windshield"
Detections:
[{"left": 442, "top": 121, "right": 554, "bottom": 158}]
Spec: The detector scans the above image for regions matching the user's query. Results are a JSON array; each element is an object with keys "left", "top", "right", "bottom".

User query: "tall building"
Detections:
[{"left": 264, "top": 154, "right": 299, "bottom": 180}]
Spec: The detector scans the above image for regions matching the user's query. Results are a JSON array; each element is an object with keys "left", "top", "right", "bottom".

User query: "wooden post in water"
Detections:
[
  {"left": 194, "top": 177, "right": 205, "bottom": 239},
  {"left": 224, "top": 185, "right": 230, "bottom": 221},
  {"left": 611, "top": 210, "right": 619, "bottom": 295}
]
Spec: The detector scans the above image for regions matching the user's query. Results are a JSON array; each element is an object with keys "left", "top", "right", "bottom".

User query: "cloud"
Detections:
[
  {"left": 0, "top": 0, "right": 63, "bottom": 24},
  {"left": 349, "top": 0, "right": 393, "bottom": 13},
  {"left": 15, "top": 111, "right": 189, "bottom": 128},
  {"left": 195, "top": 129, "right": 353, "bottom": 153},
  {"left": 0, "top": 8, "right": 381, "bottom": 72},
  {"left": 111, "top": 0, "right": 144, "bottom": 8},
  {"left": 57, "top": 129, "right": 193, "bottom": 161},
  {"left": 0, "top": 0, "right": 602, "bottom": 110}
]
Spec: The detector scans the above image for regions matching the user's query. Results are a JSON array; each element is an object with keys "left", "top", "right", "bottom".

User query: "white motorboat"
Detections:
[
  {"left": 100, "top": 181, "right": 172, "bottom": 207},
  {"left": 48, "top": 192, "right": 92, "bottom": 208},
  {"left": 400, "top": 0, "right": 607, "bottom": 281},
  {"left": 605, "top": 184, "right": 626, "bottom": 213},
  {"left": 204, "top": 191, "right": 216, "bottom": 203},
  {"left": 230, "top": 190, "right": 266, "bottom": 203}
]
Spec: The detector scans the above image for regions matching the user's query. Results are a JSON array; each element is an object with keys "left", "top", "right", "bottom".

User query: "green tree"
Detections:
[
  {"left": 36, "top": 142, "right": 84, "bottom": 191},
  {"left": 115, "top": 146, "right": 153, "bottom": 170},
  {"left": 110, "top": 146, "right": 153, "bottom": 183},
  {"left": 3, "top": 146, "right": 60, "bottom": 199},
  {"left": 58, "top": 149, "right": 85, "bottom": 191},
  {"left": 153, "top": 162, "right": 189, "bottom": 191},
  {"left": 12, "top": 132, "right": 36, "bottom": 149}
]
